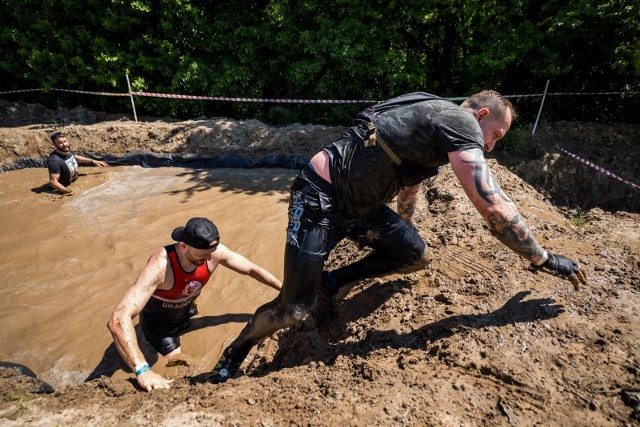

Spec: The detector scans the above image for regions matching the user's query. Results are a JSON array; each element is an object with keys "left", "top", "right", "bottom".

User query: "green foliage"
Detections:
[
  {"left": 571, "top": 210, "right": 589, "bottom": 228},
  {"left": 7, "top": 393, "right": 29, "bottom": 417},
  {"left": 0, "top": 0, "right": 637, "bottom": 123}
]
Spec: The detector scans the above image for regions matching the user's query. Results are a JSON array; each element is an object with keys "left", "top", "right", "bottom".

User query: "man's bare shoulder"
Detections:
[
  {"left": 147, "top": 246, "right": 169, "bottom": 262},
  {"left": 141, "top": 246, "right": 171, "bottom": 276},
  {"left": 210, "top": 243, "right": 233, "bottom": 262}
]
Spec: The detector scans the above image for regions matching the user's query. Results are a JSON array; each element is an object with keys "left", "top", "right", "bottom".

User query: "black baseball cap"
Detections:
[
  {"left": 50, "top": 131, "right": 66, "bottom": 142},
  {"left": 171, "top": 218, "right": 220, "bottom": 249}
]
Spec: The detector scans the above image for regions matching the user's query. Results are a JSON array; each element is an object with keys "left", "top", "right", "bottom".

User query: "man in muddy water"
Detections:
[
  {"left": 47, "top": 130, "right": 109, "bottom": 194},
  {"left": 108, "top": 217, "right": 282, "bottom": 391},
  {"left": 208, "top": 90, "right": 588, "bottom": 384}
]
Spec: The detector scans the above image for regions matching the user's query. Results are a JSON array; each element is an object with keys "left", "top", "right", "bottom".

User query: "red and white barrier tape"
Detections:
[
  {"left": 0, "top": 88, "right": 128, "bottom": 96},
  {"left": 505, "top": 91, "right": 639, "bottom": 99},
  {"left": 133, "top": 91, "right": 375, "bottom": 104},
  {"left": 555, "top": 145, "right": 639, "bottom": 191},
  {"left": 1, "top": 87, "right": 637, "bottom": 103},
  {"left": 52, "top": 88, "right": 128, "bottom": 97},
  {"left": 0, "top": 88, "right": 43, "bottom": 95}
]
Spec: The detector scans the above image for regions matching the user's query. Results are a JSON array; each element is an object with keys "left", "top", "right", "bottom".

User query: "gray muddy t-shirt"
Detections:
[
  {"left": 325, "top": 92, "right": 484, "bottom": 216},
  {"left": 47, "top": 150, "right": 79, "bottom": 186}
]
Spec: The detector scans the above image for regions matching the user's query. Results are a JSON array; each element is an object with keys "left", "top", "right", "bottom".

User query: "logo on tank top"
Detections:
[{"left": 183, "top": 280, "right": 202, "bottom": 296}]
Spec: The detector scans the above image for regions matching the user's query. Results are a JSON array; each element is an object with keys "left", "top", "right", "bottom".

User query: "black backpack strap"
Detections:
[{"left": 364, "top": 105, "right": 402, "bottom": 165}]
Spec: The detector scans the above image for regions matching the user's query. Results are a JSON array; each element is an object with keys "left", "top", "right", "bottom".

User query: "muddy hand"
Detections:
[
  {"left": 137, "top": 369, "right": 173, "bottom": 392},
  {"left": 537, "top": 252, "right": 588, "bottom": 290},
  {"left": 569, "top": 267, "right": 588, "bottom": 291}
]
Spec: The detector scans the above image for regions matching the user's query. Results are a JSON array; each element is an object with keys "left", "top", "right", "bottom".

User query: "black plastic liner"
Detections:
[{"left": 1, "top": 152, "right": 310, "bottom": 172}]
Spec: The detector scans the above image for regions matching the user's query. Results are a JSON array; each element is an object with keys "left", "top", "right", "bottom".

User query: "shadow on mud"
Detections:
[
  {"left": 340, "top": 289, "right": 563, "bottom": 352},
  {"left": 84, "top": 313, "right": 252, "bottom": 382},
  {"left": 254, "top": 285, "right": 562, "bottom": 376}
]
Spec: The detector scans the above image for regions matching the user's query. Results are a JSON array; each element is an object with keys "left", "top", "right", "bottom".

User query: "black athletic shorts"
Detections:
[{"left": 140, "top": 303, "right": 198, "bottom": 356}]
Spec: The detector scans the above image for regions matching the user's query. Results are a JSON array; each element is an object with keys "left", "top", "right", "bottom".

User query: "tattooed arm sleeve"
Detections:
[
  {"left": 396, "top": 183, "right": 422, "bottom": 223},
  {"left": 448, "top": 148, "right": 547, "bottom": 264}
]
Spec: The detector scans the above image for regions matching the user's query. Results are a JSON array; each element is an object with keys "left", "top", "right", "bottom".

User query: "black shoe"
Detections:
[{"left": 208, "top": 346, "right": 245, "bottom": 384}]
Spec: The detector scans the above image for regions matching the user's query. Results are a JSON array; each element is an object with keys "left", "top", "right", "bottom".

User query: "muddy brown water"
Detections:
[{"left": 0, "top": 166, "right": 297, "bottom": 388}]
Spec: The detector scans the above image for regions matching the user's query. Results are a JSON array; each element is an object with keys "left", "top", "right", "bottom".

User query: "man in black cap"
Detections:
[
  {"left": 108, "top": 217, "right": 282, "bottom": 392},
  {"left": 47, "top": 130, "right": 109, "bottom": 195}
]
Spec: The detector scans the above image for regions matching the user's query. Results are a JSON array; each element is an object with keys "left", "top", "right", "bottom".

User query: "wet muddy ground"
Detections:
[{"left": 0, "top": 101, "right": 638, "bottom": 426}]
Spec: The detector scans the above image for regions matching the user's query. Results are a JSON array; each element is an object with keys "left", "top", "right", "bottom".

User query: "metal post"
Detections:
[
  {"left": 125, "top": 73, "right": 138, "bottom": 122},
  {"left": 531, "top": 79, "right": 550, "bottom": 138}
]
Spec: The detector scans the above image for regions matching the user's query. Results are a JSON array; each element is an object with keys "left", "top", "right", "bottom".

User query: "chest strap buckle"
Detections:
[{"left": 364, "top": 122, "right": 377, "bottom": 147}]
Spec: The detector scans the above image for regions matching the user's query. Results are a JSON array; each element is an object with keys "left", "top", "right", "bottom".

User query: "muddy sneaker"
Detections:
[{"left": 208, "top": 346, "right": 245, "bottom": 384}]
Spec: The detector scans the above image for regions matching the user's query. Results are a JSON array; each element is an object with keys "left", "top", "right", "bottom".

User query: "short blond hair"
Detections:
[{"left": 461, "top": 90, "right": 518, "bottom": 121}]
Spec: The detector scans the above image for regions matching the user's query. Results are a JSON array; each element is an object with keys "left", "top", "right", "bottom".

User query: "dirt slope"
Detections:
[{"left": 0, "top": 100, "right": 638, "bottom": 426}]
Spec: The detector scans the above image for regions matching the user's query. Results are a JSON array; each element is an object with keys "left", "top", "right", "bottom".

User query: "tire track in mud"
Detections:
[
  {"left": 408, "top": 357, "right": 549, "bottom": 421},
  {"left": 433, "top": 246, "right": 499, "bottom": 281}
]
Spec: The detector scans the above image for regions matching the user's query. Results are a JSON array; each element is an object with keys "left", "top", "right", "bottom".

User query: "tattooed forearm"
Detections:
[
  {"left": 462, "top": 154, "right": 511, "bottom": 205},
  {"left": 488, "top": 212, "right": 545, "bottom": 260},
  {"left": 459, "top": 150, "right": 544, "bottom": 261}
]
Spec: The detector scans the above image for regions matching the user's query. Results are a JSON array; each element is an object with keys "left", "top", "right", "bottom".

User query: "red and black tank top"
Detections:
[{"left": 151, "top": 244, "right": 213, "bottom": 303}]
